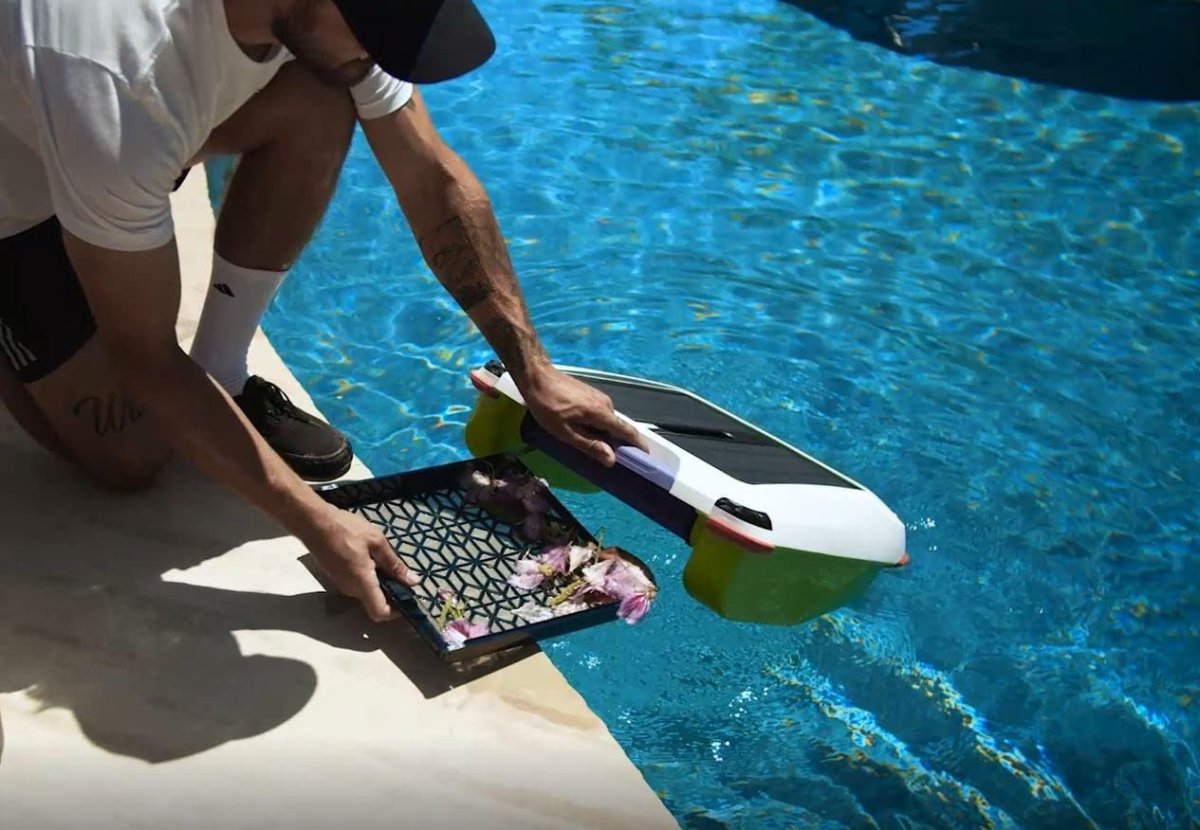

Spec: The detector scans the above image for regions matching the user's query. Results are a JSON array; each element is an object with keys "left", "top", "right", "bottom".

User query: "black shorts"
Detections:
[
  {"left": 0, "top": 216, "right": 98, "bottom": 384},
  {"left": 0, "top": 167, "right": 192, "bottom": 384}
]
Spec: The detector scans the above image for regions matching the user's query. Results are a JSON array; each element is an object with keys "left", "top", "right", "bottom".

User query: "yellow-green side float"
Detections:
[{"left": 465, "top": 361, "right": 909, "bottom": 626}]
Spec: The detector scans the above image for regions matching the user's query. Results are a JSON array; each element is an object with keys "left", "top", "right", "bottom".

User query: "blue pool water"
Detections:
[{"left": 217, "top": 1, "right": 1198, "bottom": 826}]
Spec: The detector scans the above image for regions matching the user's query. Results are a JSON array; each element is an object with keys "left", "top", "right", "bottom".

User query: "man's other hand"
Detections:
[{"left": 519, "top": 366, "right": 648, "bottom": 467}]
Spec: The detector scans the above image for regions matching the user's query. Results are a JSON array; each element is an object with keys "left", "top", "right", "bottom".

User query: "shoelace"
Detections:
[{"left": 254, "top": 381, "right": 298, "bottom": 424}]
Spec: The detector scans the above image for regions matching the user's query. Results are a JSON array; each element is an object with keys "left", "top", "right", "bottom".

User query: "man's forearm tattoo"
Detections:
[
  {"left": 72, "top": 391, "right": 144, "bottom": 437},
  {"left": 422, "top": 215, "right": 496, "bottom": 311},
  {"left": 419, "top": 210, "right": 538, "bottom": 374}
]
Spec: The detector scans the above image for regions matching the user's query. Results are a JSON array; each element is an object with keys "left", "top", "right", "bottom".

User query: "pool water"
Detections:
[{"left": 218, "top": 1, "right": 1199, "bottom": 826}]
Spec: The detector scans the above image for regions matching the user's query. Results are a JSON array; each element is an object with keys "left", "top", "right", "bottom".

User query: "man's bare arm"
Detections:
[
  {"left": 61, "top": 231, "right": 413, "bottom": 617},
  {"left": 359, "top": 90, "right": 549, "bottom": 383},
  {"left": 359, "top": 89, "right": 647, "bottom": 464}
]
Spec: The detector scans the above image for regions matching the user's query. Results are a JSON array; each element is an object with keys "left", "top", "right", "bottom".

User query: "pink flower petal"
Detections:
[
  {"left": 514, "top": 602, "right": 554, "bottom": 623},
  {"left": 443, "top": 617, "right": 491, "bottom": 648},
  {"left": 506, "top": 559, "right": 546, "bottom": 590},
  {"left": 538, "top": 543, "right": 571, "bottom": 574},
  {"left": 582, "top": 559, "right": 637, "bottom": 600},
  {"left": 581, "top": 558, "right": 617, "bottom": 586},
  {"left": 569, "top": 579, "right": 614, "bottom": 606},
  {"left": 617, "top": 592, "right": 650, "bottom": 624},
  {"left": 617, "top": 560, "right": 655, "bottom": 591},
  {"left": 552, "top": 600, "right": 590, "bottom": 618},
  {"left": 442, "top": 619, "right": 471, "bottom": 647},
  {"left": 567, "top": 544, "right": 594, "bottom": 573},
  {"left": 600, "top": 559, "right": 656, "bottom": 601}
]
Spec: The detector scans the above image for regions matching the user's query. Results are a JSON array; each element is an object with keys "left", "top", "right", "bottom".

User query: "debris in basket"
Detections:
[
  {"left": 505, "top": 541, "right": 594, "bottom": 590},
  {"left": 459, "top": 459, "right": 657, "bottom": 625},
  {"left": 460, "top": 460, "right": 552, "bottom": 540},
  {"left": 442, "top": 617, "right": 491, "bottom": 649},
  {"left": 509, "top": 540, "right": 657, "bottom": 625},
  {"left": 513, "top": 599, "right": 589, "bottom": 623},
  {"left": 433, "top": 588, "right": 490, "bottom": 650}
]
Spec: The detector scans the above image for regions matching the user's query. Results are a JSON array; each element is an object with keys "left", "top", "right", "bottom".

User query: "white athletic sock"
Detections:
[{"left": 189, "top": 253, "right": 287, "bottom": 396}]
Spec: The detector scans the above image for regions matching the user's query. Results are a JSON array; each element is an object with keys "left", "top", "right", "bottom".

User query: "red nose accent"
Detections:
[
  {"left": 469, "top": 369, "right": 498, "bottom": 398},
  {"left": 897, "top": 551, "right": 910, "bottom": 566},
  {"left": 705, "top": 516, "right": 773, "bottom": 554}
]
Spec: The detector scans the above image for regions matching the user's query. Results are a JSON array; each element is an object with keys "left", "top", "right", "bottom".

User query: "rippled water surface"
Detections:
[{"left": 219, "top": 1, "right": 1199, "bottom": 826}]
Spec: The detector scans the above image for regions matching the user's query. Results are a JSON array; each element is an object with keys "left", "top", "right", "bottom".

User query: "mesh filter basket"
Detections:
[{"left": 316, "top": 453, "right": 655, "bottom": 662}]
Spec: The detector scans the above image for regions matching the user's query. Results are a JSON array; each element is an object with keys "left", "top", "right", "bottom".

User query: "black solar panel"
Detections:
[{"left": 568, "top": 372, "right": 860, "bottom": 489}]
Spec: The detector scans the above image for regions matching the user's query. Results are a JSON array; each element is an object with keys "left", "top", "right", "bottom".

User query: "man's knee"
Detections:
[
  {"left": 196, "top": 61, "right": 355, "bottom": 165},
  {"left": 273, "top": 62, "right": 356, "bottom": 153},
  {"left": 82, "top": 446, "right": 173, "bottom": 494}
]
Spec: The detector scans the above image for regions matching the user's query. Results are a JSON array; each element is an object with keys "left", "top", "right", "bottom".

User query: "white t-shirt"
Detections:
[{"left": 0, "top": 0, "right": 412, "bottom": 250}]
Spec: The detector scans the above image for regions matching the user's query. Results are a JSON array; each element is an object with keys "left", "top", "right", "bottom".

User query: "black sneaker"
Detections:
[{"left": 233, "top": 376, "right": 353, "bottom": 482}]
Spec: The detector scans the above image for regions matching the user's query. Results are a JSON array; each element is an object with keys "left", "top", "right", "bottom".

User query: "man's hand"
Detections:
[
  {"left": 304, "top": 506, "right": 419, "bottom": 622},
  {"left": 518, "top": 365, "right": 648, "bottom": 466}
]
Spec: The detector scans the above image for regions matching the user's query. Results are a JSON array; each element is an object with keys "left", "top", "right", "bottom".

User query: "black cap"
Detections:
[{"left": 331, "top": 0, "right": 496, "bottom": 84}]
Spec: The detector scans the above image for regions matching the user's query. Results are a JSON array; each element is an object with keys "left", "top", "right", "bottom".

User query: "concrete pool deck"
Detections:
[{"left": 0, "top": 165, "right": 678, "bottom": 830}]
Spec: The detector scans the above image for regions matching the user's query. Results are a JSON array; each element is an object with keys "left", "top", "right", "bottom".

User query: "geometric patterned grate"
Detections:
[{"left": 316, "top": 453, "right": 638, "bottom": 662}]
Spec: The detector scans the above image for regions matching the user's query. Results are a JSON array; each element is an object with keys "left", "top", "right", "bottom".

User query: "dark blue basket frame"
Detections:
[{"left": 315, "top": 453, "right": 655, "bottom": 663}]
